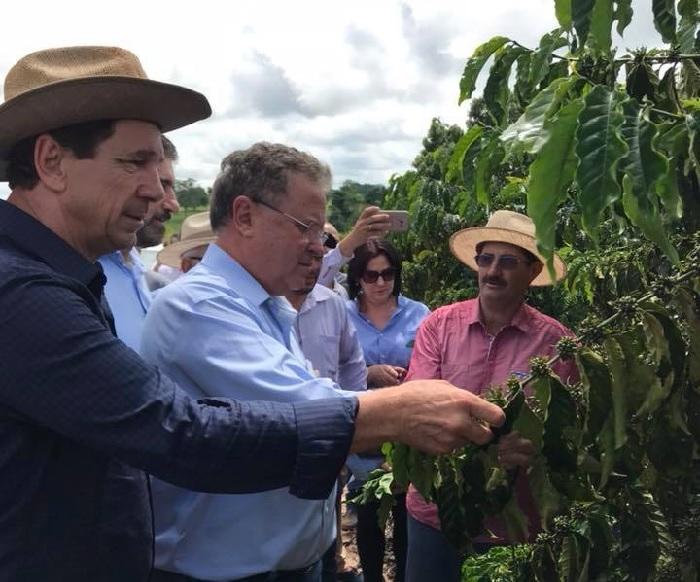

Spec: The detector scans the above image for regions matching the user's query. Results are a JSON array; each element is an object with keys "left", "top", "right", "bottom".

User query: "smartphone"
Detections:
[{"left": 383, "top": 210, "right": 410, "bottom": 232}]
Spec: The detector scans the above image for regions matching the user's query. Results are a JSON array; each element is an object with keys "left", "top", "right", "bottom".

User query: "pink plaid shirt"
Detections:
[{"left": 404, "top": 298, "right": 577, "bottom": 541}]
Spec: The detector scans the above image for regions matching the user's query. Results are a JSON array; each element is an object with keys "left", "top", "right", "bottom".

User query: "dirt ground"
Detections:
[{"left": 339, "top": 500, "right": 397, "bottom": 581}]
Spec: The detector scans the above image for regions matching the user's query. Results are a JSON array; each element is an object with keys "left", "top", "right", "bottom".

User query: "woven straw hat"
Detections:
[
  {"left": 449, "top": 210, "right": 566, "bottom": 286},
  {"left": 157, "top": 212, "right": 216, "bottom": 268},
  {"left": 0, "top": 46, "right": 211, "bottom": 181}
]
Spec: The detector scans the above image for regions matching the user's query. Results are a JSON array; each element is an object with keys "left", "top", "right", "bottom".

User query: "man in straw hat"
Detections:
[
  {"left": 403, "top": 210, "right": 579, "bottom": 582},
  {"left": 0, "top": 47, "right": 504, "bottom": 581},
  {"left": 156, "top": 210, "right": 216, "bottom": 274}
]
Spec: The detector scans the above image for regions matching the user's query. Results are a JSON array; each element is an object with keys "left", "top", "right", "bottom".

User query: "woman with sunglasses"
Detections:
[{"left": 345, "top": 239, "right": 430, "bottom": 582}]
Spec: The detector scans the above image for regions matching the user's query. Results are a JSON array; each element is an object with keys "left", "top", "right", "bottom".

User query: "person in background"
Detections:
[
  {"left": 286, "top": 253, "right": 366, "bottom": 582},
  {"left": 318, "top": 206, "right": 392, "bottom": 296},
  {"left": 404, "top": 210, "right": 579, "bottom": 582},
  {"left": 98, "top": 135, "right": 179, "bottom": 349},
  {"left": 155, "top": 211, "right": 215, "bottom": 275},
  {"left": 345, "top": 239, "right": 430, "bottom": 582}
]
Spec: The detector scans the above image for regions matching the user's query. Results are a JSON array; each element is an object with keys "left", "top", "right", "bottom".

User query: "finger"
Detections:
[
  {"left": 467, "top": 395, "right": 506, "bottom": 427},
  {"left": 460, "top": 419, "right": 496, "bottom": 447}
]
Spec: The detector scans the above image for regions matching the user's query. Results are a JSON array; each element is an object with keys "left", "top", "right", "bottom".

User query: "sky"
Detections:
[{"left": 0, "top": 0, "right": 664, "bottom": 199}]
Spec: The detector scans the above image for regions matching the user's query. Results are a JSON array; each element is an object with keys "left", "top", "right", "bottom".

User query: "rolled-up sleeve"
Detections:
[{"left": 291, "top": 397, "right": 358, "bottom": 497}]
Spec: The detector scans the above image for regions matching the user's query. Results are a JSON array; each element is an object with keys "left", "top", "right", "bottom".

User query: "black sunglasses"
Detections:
[
  {"left": 362, "top": 267, "right": 397, "bottom": 284},
  {"left": 474, "top": 253, "right": 532, "bottom": 271},
  {"left": 323, "top": 232, "right": 338, "bottom": 249}
]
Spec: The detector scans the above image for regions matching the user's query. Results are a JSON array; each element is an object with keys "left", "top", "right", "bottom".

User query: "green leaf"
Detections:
[
  {"left": 446, "top": 125, "right": 484, "bottom": 184},
  {"left": 596, "top": 416, "right": 616, "bottom": 488},
  {"left": 528, "top": 456, "right": 561, "bottom": 528},
  {"left": 462, "top": 132, "right": 485, "bottom": 196},
  {"left": 655, "top": 155, "right": 683, "bottom": 219},
  {"left": 678, "top": 0, "right": 699, "bottom": 52},
  {"left": 459, "top": 36, "right": 511, "bottom": 104},
  {"left": 474, "top": 139, "right": 505, "bottom": 206},
  {"left": 603, "top": 337, "right": 628, "bottom": 449},
  {"left": 408, "top": 448, "right": 437, "bottom": 499},
  {"left": 527, "top": 98, "right": 584, "bottom": 271},
  {"left": 573, "top": 0, "right": 596, "bottom": 47},
  {"left": 575, "top": 86, "right": 628, "bottom": 241},
  {"left": 512, "top": 402, "right": 544, "bottom": 452},
  {"left": 672, "top": 287, "right": 700, "bottom": 385},
  {"left": 652, "top": 0, "right": 677, "bottom": 44},
  {"left": 391, "top": 442, "right": 410, "bottom": 487},
  {"left": 576, "top": 348, "right": 612, "bottom": 437},
  {"left": 614, "top": 0, "right": 634, "bottom": 36},
  {"left": 619, "top": 99, "right": 679, "bottom": 263},
  {"left": 589, "top": 0, "right": 614, "bottom": 53},
  {"left": 502, "top": 77, "right": 575, "bottom": 156},
  {"left": 621, "top": 176, "right": 679, "bottom": 264},
  {"left": 625, "top": 60, "right": 659, "bottom": 103},
  {"left": 542, "top": 377, "right": 579, "bottom": 472},
  {"left": 529, "top": 30, "right": 567, "bottom": 91},
  {"left": 514, "top": 52, "right": 534, "bottom": 108},
  {"left": 483, "top": 46, "right": 525, "bottom": 125},
  {"left": 556, "top": 0, "right": 573, "bottom": 29}
]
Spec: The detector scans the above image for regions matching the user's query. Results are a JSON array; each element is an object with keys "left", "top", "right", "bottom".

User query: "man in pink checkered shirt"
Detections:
[{"left": 404, "top": 210, "right": 578, "bottom": 582}]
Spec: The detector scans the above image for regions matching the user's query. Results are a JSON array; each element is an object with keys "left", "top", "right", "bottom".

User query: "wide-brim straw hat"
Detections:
[
  {"left": 0, "top": 46, "right": 212, "bottom": 181},
  {"left": 449, "top": 210, "right": 566, "bottom": 286},
  {"left": 157, "top": 211, "right": 216, "bottom": 268}
]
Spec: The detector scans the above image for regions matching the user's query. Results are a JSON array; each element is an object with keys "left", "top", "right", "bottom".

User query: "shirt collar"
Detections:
[
  {"left": 473, "top": 297, "right": 532, "bottom": 333},
  {"left": 298, "top": 284, "right": 333, "bottom": 314},
  {"left": 0, "top": 200, "right": 103, "bottom": 288},
  {"left": 199, "top": 243, "right": 271, "bottom": 308}
]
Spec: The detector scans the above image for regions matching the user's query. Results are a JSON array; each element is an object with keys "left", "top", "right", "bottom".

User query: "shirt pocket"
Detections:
[
  {"left": 440, "top": 363, "right": 477, "bottom": 393},
  {"left": 302, "top": 334, "right": 339, "bottom": 381}
]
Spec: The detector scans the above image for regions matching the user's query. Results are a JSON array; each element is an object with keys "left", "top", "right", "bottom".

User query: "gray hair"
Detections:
[{"left": 210, "top": 142, "right": 331, "bottom": 230}]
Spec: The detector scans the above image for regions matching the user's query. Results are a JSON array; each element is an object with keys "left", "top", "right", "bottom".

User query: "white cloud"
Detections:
[{"left": 0, "top": 0, "right": 666, "bottom": 195}]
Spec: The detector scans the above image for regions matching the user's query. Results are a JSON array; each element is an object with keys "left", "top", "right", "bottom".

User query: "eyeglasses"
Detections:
[
  {"left": 362, "top": 267, "right": 397, "bottom": 284},
  {"left": 254, "top": 198, "right": 329, "bottom": 245},
  {"left": 474, "top": 253, "right": 532, "bottom": 270}
]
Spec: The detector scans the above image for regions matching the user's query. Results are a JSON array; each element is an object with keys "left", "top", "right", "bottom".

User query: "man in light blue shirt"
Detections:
[
  {"left": 286, "top": 255, "right": 367, "bottom": 582},
  {"left": 142, "top": 143, "right": 362, "bottom": 581},
  {"left": 99, "top": 136, "right": 179, "bottom": 350},
  {"left": 141, "top": 143, "right": 506, "bottom": 582}
]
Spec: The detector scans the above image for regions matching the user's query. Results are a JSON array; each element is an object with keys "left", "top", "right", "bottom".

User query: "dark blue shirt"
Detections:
[{"left": 0, "top": 201, "right": 358, "bottom": 582}]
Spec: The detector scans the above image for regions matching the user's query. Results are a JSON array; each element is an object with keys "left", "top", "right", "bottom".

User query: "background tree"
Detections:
[
  {"left": 327, "top": 179, "right": 386, "bottom": 232},
  {"left": 365, "top": 1, "right": 700, "bottom": 579},
  {"left": 175, "top": 178, "right": 209, "bottom": 210}
]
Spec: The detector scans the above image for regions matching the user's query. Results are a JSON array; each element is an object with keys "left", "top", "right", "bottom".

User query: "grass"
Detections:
[{"left": 164, "top": 206, "right": 208, "bottom": 241}]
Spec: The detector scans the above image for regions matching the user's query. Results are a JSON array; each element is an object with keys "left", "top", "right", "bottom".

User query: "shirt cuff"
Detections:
[{"left": 289, "top": 396, "right": 358, "bottom": 499}]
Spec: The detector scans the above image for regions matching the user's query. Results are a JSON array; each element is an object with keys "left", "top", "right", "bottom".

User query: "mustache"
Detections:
[
  {"left": 146, "top": 210, "right": 172, "bottom": 225},
  {"left": 484, "top": 276, "right": 506, "bottom": 286}
]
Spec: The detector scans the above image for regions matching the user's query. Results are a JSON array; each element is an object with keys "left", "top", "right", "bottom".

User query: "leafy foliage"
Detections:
[{"left": 360, "top": 1, "right": 700, "bottom": 579}]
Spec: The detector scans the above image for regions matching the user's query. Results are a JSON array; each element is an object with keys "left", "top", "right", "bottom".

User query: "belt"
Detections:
[{"left": 151, "top": 561, "right": 318, "bottom": 582}]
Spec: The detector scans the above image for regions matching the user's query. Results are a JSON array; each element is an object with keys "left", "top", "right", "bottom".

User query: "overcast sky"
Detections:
[{"left": 0, "top": 0, "right": 663, "bottom": 199}]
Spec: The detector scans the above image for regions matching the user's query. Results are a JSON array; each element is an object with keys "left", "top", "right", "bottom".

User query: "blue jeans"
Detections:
[{"left": 405, "top": 515, "right": 462, "bottom": 582}]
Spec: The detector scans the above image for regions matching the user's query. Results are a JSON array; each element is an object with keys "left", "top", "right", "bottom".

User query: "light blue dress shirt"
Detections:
[
  {"left": 296, "top": 284, "right": 367, "bottom": 391},
  {"left": 346, "top": 295, "right": 430, "bottom": 371},
  {"left": 98, "top": 248, "right": 151, "bottom": 351},
  {"left": 140, "top": 243, "right": 354, "bottom": 580},
  {"left": 345, "top": 295, "right": 430, "bottom": 481}
]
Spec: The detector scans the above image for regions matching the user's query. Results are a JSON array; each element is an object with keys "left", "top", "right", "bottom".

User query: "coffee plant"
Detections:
[{"left": 364, "top": 0, "right": 700, "bottom": 579}]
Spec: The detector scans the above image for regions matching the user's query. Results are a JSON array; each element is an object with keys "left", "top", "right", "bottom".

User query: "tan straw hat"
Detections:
[
  {"left": 157, "top": 212, "right": 216, "bottom": 268},
  {"left": 449, "top": 210, "right": 566, "bottom": 286},
  {"left": 0, "top": 46, "right": 212, "bottom": 180}
]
